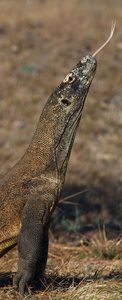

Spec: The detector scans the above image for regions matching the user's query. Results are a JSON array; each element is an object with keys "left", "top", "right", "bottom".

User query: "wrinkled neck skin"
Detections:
[{"left": 27, "top": 55, "right": 97, "bottom": 186}]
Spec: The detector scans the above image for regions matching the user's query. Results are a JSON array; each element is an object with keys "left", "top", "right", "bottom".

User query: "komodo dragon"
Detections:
[
  {"left": 0, "top": 23, "right": 115, "bottom": 296},
  {"left": 0, "top": 54, "right": 96, "bottom": 293}
]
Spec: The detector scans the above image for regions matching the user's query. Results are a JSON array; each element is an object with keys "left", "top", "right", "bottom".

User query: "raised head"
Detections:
[{"left": 33, "top": 55, "right": 97, "bottom": 179}]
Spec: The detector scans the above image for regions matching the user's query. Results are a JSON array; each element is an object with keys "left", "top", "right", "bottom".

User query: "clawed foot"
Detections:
[
  {"left": 13, "top": 269, "right": 32, "bottom": 296},
  {"left": 13, "top": 271, "right": 45, "bottom": 296}
]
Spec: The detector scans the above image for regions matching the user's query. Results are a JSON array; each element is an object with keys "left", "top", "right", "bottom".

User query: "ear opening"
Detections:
[{"left": 61, "top": 99, "right": 71, "bottom": 106}]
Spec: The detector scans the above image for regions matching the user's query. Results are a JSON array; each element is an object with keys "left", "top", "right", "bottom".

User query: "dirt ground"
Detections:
[{"left": 0, "top": 0, "right": 122, "bottom": 299}]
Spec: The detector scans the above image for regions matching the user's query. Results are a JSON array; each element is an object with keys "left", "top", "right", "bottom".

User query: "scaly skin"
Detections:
[{"left": 0, "top": 55, "right": 97, "bottom": 295}]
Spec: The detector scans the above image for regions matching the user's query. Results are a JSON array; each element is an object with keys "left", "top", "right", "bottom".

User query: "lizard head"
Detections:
[
  {"left": 43, "top": 55, "right": 97, "bottom": 133},
  {"left": 45, "top": 55, "right": 97, "bottom": 114},
  {"left": 39, "top": 55, "right": 97, "bottom": 178},
  {"left": 61, "top": 55, "right": 97, "bottom": 111}
]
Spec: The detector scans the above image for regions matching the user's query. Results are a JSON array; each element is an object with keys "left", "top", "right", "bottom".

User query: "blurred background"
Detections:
[{"left": 0, "top": 0, "right": 121, "bottom": 244}]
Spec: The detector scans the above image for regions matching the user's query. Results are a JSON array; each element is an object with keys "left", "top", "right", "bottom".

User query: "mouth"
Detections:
[
  {"left": 79, "top": 55, "right": 97, "bottom": 87},
  {"left": 81, "top": 55, "right": 97, "bottom": 67},
  {"left": 81, "top": 55, "right": 97, "bottom": 74},
  {"left": 72, "top": 55, "right": 97, "bottom": 89}
]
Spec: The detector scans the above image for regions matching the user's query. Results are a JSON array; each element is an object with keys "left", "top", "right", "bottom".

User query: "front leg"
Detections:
[
  {"left": 35, "top": 230, "right": 49, "bottom": 281},
  {"left": 13, "top": 198, "right": 47, "bottom": 296},
  {"left": 30, "top": 231, "right": 49, "bottom": 290}
]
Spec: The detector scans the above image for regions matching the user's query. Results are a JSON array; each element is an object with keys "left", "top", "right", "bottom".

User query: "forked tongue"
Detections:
[{"left": 92, "top": 20, "right": 116, "bottom": 57}]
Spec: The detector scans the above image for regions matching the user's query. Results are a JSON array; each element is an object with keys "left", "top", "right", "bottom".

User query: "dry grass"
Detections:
[
  {"left": 0, "top": 0, "right": 122, "bottom": 299},
  {"left": 0, "top": 228, "right": 121, "bottom": 299}
]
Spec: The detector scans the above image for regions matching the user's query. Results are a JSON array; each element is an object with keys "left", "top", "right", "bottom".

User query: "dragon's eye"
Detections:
[
  {"left": 63, "top": 72, "right": 75, "bottom": 83},
  {"left": 61, "top": 99, "right": 71, "bottom": 106}
]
